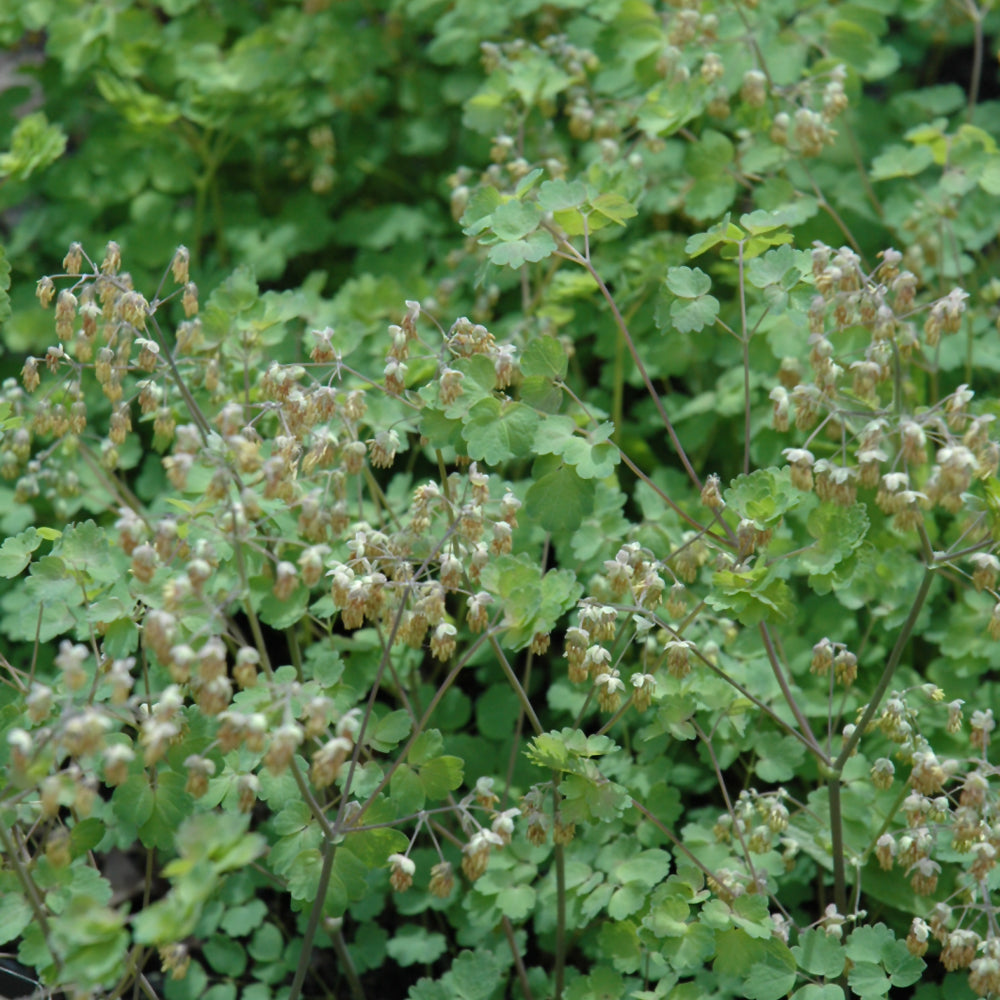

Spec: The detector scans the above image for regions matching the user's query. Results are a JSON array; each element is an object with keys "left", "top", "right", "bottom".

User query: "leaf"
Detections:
[
  {"left": 0, "top": 528, "right": 43, "bottom": 577},
  {"left": 590, "top": 191, "right": 637, "bottom": 226},
  {"left": 0, "top": 891, "right": 33, "bottom": 945},
  {"left": 525, "top": 728, "right": 619, "bottom": 772},
  {"left": 707, "top": 565, "right": 794, "bottom": 626},
  {"left": 715, "top": 930, "right": 793, "bottom": 983},
  {"left": 95, "top": 72, "right": 181, "bottom": 127},
  {"left": 846, "top": 962, "right": 890, "bottom": 998},
  {"left": 490, "top": 199, "right": 542, "bottom": 241},
  {"left": 659, "top": 921, "right": 716, "bottom": 974},
  {"left": 754, "top": 732, "right": 807, "bottom": 783},
  {"left": 248, "top": 923, "right": 283, "bottom": 963},
  {"left": 448, "top": 950, "right": 501, "bottom": 1000},
  {"left": 743, "top": 944, "right": 798, "bottom": 1000},
  {"left": 666, "top": 267, "right": 712, "bottom": 298},
  {"left": 533, "top": 416, "right": 620, "bottom": 479},
  {"left": 390, "top": 763, "right": 426, "bottom": 814},
  {"left": 461, "top": 185, "right": 503, "bottom": 235},
  {"left": 515, "top": 167, "right": 544, "bottom": 198},
  {"left": 565, "top": 965, "right": 624, "bottom": 1000},
  {"left": 538, "top": 179, "right": 588, "bottom": 211},
  {"left": 520, "top": 336, "right": 568, "bottom": 380},
  {"left": 0, "top": 112, "right": 67, "bottom": 180},
  {"left": 731, "top": 895, "right": 776, "bottom": 939},
  {"left": 219, "top": 900, "right": 268, "bottom": 937},
  {"left": 870, "top": 143, "right": 935, "bottom": 180},
  {"left": 560, "top": 771, "right": 630, "bottom": 823},
  {"left": 323, "top": 845, "right": 371, "bottom": 917},
  {"left": 978, "top": 158, "right": 1000, "bottom": 195},
  {"left": 615, "top": 849, "right": 671, "bottom": 887},
  {"left": 685, "top": 215, "right": 745, "bottom": 257},
  {"left": 408, "top": 729, "right": 444, "bottom": 766},
  {"left": 525, "top": 458, "right": 596, "bottom": 533},
  {"left": 843, "top": 924, "right": 895, "bottom": 964},
  {"left": 598, "top": 920, "right": 642, "bottom": 972},
  {"left": 686, "top": 173, "right": 738, "bottom": 221},
  {"left": 0, "top": 244, "right": 11, "bottom": 328},
  {"left": 794, "top": 928, "right": 848, "bottom": 978},
  {"left": 370, "top": 709, "right": 412, "bottom": 752},
  {"left": 643, "top": 894, "right": 691, "bottom": 938},
  {"left": 486, "top": 229, "right": 557, "bottom": 267},
  {"left": 801, "top": 503, "right": 869, "bottom": 576},
  {"left": 740, "top": 208, "right": 796, "bottom": 234},
  {"left": 58, "top": 520, "right": 121, "bottom": 585},
  {"left": 202, "top": 935, "right": 247, "bottom": 977},
  {"left": 746, "top": 245, "right": 810, "bottom": 289},
  {"left": 725, "top": 467, "right": 803, "bottom": 527},
  {"left": 204, "top": 265, "right": 260, "bottom": 319},
  {"left": 608, "top": 883, "right": 647, "bottom": 920},
  {"left": 668, "top": 293, "right": 720, "bottom": 334},
  {"left": 112, "top": 774, "right": 154, "bottom": 830},
  {"left": 417, "top": 756, "right": 464, "bottom": 799},
  {"left": 496, "top": 884, "right": 535, "bottom": 920},
  {"left": 386, "top": 927, "right": 448, "bottom": 967},
  {"left": 462, "top": 398, "right": 540, "bottom": 464},
  {"left": 69, "top": 818, "right": 105, "bottom": 859}
]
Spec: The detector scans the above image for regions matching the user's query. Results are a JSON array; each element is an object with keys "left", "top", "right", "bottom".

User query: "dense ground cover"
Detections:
[{"left": 2, "top": 2, "right": 1000, "bottom": 998}]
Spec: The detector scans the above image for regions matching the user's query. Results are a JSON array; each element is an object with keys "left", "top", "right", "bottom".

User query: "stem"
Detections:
[
  {"left": 738, "top": 241, "right": 751, "bottom": 476},
  {"left": 147, "top": 315, "right": 214, "bottom": 440},
  {"left": 827, "top": 556, "right": 936, "bottom": 913},
  {"left": 554, "top": 238, "right": 703, "bottom": 492},
  {"left": 966, "top": 0, "right": 984, "bottom": 121},
  {"left": 835, "top": 563, "right": 935, "bottom": 770},
  {"left": 558, "top": 378, "right": 723, "bottom": 539},
  {"left": 288, "top": 837, "right": 339, "bottom": 1000},
  {"left": 0, "top": 823, "right": 64, "bottom": 980},
  {"left": 553, "top": 781, "right": 567, "bottom": 1000},
  {"left": 352, "top": 630, "right": 493, "bottom": 824},
  {"left": 827, "top": 774, "right": 848, "bottom": 915},
  {"left": 629, "top": 797, "right": 718, "bottom": 882},
  {"left": 692, "top": 720, "right": 760, "bottom": 889},
  {"left": 488, "top": 634, "right": 543, "bottom": 735},
  {"left": 861, "top": 779, "right": 913, "bottom": 862},
  {"left": 502, "top": 916, "right": 535, "bottom": 1000},
  {"left": 758, "top": 623, "right": 827, "bottom": 763},
  {"left": 554, "top": 843, "right": 566, "bottom": 999},
  {"left": 332, "top": 926, "right": 367, "bottom": 1000}
]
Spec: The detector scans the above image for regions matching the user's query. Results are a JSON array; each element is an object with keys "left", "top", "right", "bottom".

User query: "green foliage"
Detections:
[{"left": 4, "top": 1, "right": 1000, "bottom": 999}]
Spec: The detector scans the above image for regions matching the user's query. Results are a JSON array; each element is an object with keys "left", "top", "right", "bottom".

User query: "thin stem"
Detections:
[
  {"left": 827, "top": 774, "right": 848, "bottom": 915},
  {"left": 332, "top": 926, "right": 367, "bottom": 1000},
  {"left": 612, "top": 601, "right": 821, "bottom": 755},
  {"left": 799, "top": 165, "right": 866, "bottom": 262},
  {"left": 966, "top": 0, "right": 984, "bottom": 121},
  {"left": 147, "top": 315, "right": 214, "bottom": 440},
  {"left": 353, "top": 630, "right": 493, "bottom": 824},
  {"left": 860, "top": 779, "right": 913, "bottom": 862},
  {"left": 488, "top": 634, "right": 543, "bottom": 735},
  {"left": 835, "top": 563, "right": 935, "bottom": 771},
  {"left": 738, "top": 241, "right": 751, "bottom": 476},
  {"left": 827, "top": 547, "right": 936, "bottom": 913},
  {"left": 553, "top": 237, "right": 704, "bottom": 492},
  {"left": 0, "top": 823, "right": 64, "bottom": 979},
  {"left": 692, "top": 720, "right": 760, "bottom": 889},
  {"left": 502, "top": 916, "right": 535, "bottom": 1000},
  {"left": 551, "top": 847, "right": 568, "bottom": 998},
  {"left": 553, "top": 819, "right": 567, "bottom": 1000},
  {"left": 559, "top": 380, "right": 718, "bottom": 538},
  {"left": 758, "top": 623, "right": 827, "bottom": 763},
  {"left": 629, "top": 797, "right": 719, "bottom": 882},
  {"left": 288, "top": 837, "right": 339, "bottom": 1000}
]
